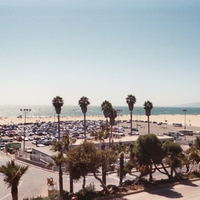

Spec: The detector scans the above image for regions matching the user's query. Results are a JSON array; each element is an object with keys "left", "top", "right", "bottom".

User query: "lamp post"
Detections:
[
  {"left": 73, "top": 109, "right": 78, "bottom": 120},
  {"left": 136, "top": 109, "right": 139, "bottom": 130},
  {"left": 116, "top": 109, "right": 122, "bottom": 128},
  {"left": 20, "top": 109, "right": 31, "bottom": 153},
  {"left": 183, "top": 109, "right": 187, "bottom": 140},
  {"left": 164, "top": 110, "right": 167, "bottom": 129}
]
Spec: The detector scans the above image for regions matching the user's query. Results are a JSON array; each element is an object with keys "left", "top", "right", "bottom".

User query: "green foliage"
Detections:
[
  {"left": 78, "top": 96, "right": 90, "bottom": 106},
  {"left": 52, "top": 96, "right": 64, "bottom": 115},
  {"left": 67, "top": 140, "right": 116, "bottom": 186},
  {"left": 67, "top": 141, "right": 102, "bottom": 180},
  {"left": 0, "top": 160, "right": 29, "bottom": 188},
  {"left": 133, "top": 134, "right": 163, "bottom": 165},
  {"left": 126, "top": 94, "right": 136, "bottom": 111},
  {"left": 0, "top": 160, "right": 29, "bottom": 200},
  {"left": 101, "top": 100, "right": 113, "bottom": 118},
  {"left": 143, "top": 100, "right": 153, "bottom": 109},
  {"left": 185, "top": 143, "right": 200, "bottom": 164},
  {"left": 162, "top": 141, "right": 183, "bottom": 156},
  {"left": 85, "top": 183, "right": 95, "bottom": 192},
  {"left": 194, "top": 136, "right": 200, "bottom": 150},
  {"left": 162, "top": 141, "right": 184, "bottom": 170},
  {"left": 29, "top": 190, "right": 69, "bottom": 200},
  {"left": 51, "top": 135, "right": 70, "bottom": 153},
  {"left": 76, "top": 187, "right": 99, "bottom": 200}
]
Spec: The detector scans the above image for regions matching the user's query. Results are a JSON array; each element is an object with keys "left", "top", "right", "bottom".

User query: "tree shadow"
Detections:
[
  {"left": 145, "top": 179, "right": 199, "bottom": 199},
  {"left": 178, "top": 179, "right": 199, "bottom": 187},
  {"left": 147, "top": 186, "right": 183, "bottom": 199}
]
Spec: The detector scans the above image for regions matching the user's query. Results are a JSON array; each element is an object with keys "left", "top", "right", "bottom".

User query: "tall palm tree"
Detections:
[
  {"left": 143, "top": 100, "right": 153, "bottom": 134},
  {"left": 126, "top": 94, "right": 136, "bottom": 135},
  {"left": 50, "top": 135, "right": 68, "bottom": 200},
  {"left": 109, "top": 107, "right": 117, "bottom": 145},
  {"left": 50, "top": 153, "right": 65, "bottom": 200},
  {"left": 52, "top": 96, "right": 64, "bottom": 141},
  {"left": 78, "top": 96, "right": 90, "bottom": 138},
  {"left": 101, "top": 100, "right": 112, "bottom": 138},
  {"left": 0, "top": 160, "right": 28, "bottom": 200},
  {"left": 101, "top": 100, "right": 112, "bottom": 118}
]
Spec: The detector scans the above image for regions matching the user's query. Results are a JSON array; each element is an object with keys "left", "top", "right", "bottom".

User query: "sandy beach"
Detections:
[{"left": 0, "top": 114, "right": 200, "bottom": 128}]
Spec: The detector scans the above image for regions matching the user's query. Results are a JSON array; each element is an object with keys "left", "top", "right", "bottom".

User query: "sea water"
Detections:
[{"left": 0, "top": 105, "right": 200, "bottom": 118}]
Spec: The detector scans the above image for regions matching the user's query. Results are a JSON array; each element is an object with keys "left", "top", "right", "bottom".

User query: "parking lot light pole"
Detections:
[
  {"left": 73, "top": 109, "right": 78, "bottom": 120},
  {"left": 116, "top": 109, "right": 122, "bottom": 128},
  {"left": 20, "top": 109, "right": 31, "bottom": 153},
  {"left": 183, "top": 109, "right": 187, "bottom": 140}
]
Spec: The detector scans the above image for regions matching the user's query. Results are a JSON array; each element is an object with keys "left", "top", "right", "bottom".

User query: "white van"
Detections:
[
  {"left": 195, "top": 131, "right": 200, "bottom": 135},
  {"left": 112, "top": 132, "right": 125, "bottom": 138}
]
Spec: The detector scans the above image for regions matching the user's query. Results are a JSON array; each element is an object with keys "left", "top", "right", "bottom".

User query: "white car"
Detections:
[
  {"left": 25, "top": 147, "right": 32, "bottom": 153},
  {"left": 195, "top": 131, "right": 200, "bottom": 135},
  {"left": 36, "top": 143, "right": 45, "bottom": 147}
]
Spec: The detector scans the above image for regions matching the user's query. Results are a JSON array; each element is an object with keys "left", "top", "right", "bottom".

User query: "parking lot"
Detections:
[{"left": 1, "top": 119, "right": 200, "bottom": 155}]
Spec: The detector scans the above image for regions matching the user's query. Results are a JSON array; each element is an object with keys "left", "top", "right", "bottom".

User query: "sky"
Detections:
[{"left": 0, "top": 0, "right": 200, "bottom": 107}]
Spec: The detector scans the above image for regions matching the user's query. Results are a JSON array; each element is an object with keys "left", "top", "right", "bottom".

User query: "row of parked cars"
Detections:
[{"left": 0, "top": 119, "right": 110, "bottom": 146}]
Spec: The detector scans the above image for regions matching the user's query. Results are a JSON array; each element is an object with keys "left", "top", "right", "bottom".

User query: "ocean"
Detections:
[{"left": 0, "top": 105, "right": 200, "bottom": 118}]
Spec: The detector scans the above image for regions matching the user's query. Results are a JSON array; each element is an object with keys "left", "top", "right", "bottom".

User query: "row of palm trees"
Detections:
[{"left": 52, "top": 95, "right": 153, "bottom": 139}]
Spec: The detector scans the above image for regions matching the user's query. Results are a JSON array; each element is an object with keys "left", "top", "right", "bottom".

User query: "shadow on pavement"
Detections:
[
  {"left": 178, "top": 179, "right": 199, "bottom": 187},
  {"left": 147, "top": 187, "right": 183, "bottom": 199}
]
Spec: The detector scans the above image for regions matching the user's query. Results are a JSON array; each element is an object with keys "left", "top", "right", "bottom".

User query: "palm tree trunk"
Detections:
[
  {"left": 149, "top": 162, "right": 153, "bottom": 182},
  {"left": 84, "top": 113, "right": 86, "bottom": 138},
  {"left": 93, "top": 172, "right": 110, "bottom": 193},
  {"left": 101, "top": 143, "right": 106, "bottom": 185},
  {"left": 69, "top": 172, "right": 73, "bottom": 193},
  {"left": 119, "top": 153, "right": 124, "bottom": 186},
  {"left": 58, "top": 114, "right": 61, "bottom": 141},
  {"left": 59, "top": 164, "right": 64, "bottom": 200},
  {"left": 109, "top": 125, "right": 113, "bottom": 147},
  {"left": 11, "top": 185, "right": 18, "bottom": 200},
  {"left": 147, "top": 115, "right": 150, "bottom": 134},
  {"left": 82, "top": 175, "right": 86, "bottom": 189},
  {"left": 130, "top": 111, "right": 132, "bottom": 135}
]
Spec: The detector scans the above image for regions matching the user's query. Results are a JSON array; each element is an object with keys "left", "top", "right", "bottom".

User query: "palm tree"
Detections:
[
  {"left": 78, "top": 96, "right": 90, "bottom": 138},
  {"left": 143, "top": 100, "right": 153, "bottom": 134},
  {"left": 101, "top": 100, "right": 112, "bottom": 138},
  {"left": 52, "top": 96, "right": 64, "bottom": 141},
  {"left": 126, "top": 94, "right": 136, "bottom": 135},
  {"left": 101, "top": 100, "right": 112, "bottom": 118},
  {"left": 50, "top": 153, "right": 65, "bottom": 200},
  {"left": 0, "top": 160, "right": 28, "bottom": 200},
  {"left": 109, "top": 107, "right": 117, "bottom": 145},
  {"left": 50, "top": 135, "right": 76, "bottom": 197}
]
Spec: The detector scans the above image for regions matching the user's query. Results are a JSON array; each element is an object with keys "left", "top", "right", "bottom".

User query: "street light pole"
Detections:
[
  {"left": 183, "top": 109, "right": 187, "bottom": 140},
  {"left": 20, "top": 109, "right": 31, "bottom": 153},
  {"left": 116, "top": 109, "right": 122, "bottom": 128},
  {"left": 164, "top": 110, "right": 167, "bottom": 129},
  {"left": 136, "top": 109, "right": 138, "bottom": 130},
  {"left": 73, "top": 109, "right": 77, "bottom": 120}
]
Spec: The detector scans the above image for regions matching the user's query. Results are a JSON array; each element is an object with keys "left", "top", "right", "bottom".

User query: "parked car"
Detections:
[
  {"left": 25, "top": 147, "right": 32, "bottom": 153},
  {"left": 36, "top": 143, "right": 45, "bottom": 147}
]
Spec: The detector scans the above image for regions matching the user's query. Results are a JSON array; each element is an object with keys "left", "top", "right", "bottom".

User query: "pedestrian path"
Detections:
[{"left": 0, "top": 151, "right": 11, "bottom": 165}]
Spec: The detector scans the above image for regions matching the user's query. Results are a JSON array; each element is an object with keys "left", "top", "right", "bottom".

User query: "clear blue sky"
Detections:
[{"left": 1, "top": 0, "right": 200, "bottom": 107}]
